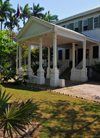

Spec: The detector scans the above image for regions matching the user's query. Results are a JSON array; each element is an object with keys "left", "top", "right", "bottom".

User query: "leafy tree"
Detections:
[
  {"left": 31, "top": 3, "right": 44, "bottom": 18},
  {"left": 20, "top": 3, "right": 31, "bottom": 26},
  {"left": 31, "top": 47, "right": 39, "bottom": 64},
  {"left": 0, "top": 30, "right": 17, "bottom": 72},
  {"left": 0, "top": 30, "right": 11, "bottom": 54},
  {"left": 42, "top": 11, "right": 58, "bottom": 22}
]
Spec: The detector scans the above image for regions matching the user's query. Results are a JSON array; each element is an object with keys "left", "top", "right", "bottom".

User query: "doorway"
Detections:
[{"left": 78, "top": 48, "right": 83, "bottom": 64}]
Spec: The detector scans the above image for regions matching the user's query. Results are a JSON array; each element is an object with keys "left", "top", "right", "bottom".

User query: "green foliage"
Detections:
[
  {"left": 20, "top": 3, "right": 31, "bottom": 25},
  {"left": 31, "top": 3, "right": 44, "bottom": 18},
  {"left": 0, "top": 88, "right": 35, "bottom": 137},
  {"left": 12, "top": 75, "right": 23, "bottom": 85},
  {"left": 42, "top": 11, "right": 58, "bottom": 22},
  {"left": 31, "top": 62, "right": 39, "bottom": 75},
  {"left": 0, "top": 0, "right": 15, "bottom": 20},
  {"left": 0, "top": 88, "right": 12, "bottom": 115},
  {"left": 90, "top": 61, "right": 100, "bottom": 75},
  {"left": 4, "top": 12, "right": 18, "bottom": 30},
  {"left": 0, "top": 30, "right": 17, "bottom": 73},
  {"left": 31, "top": 47, "right": 39, "bottom": 63},
  {"left": 1, "top": 71, "right": 16, "bottom": 82}
]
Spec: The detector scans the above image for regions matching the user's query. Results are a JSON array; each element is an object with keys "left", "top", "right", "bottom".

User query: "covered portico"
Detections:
[{"left": 16, "top": 16, "right": 100, "bottom": 87}]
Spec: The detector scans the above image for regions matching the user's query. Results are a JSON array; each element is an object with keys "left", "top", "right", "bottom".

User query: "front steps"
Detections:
[{"left": 59, "top": 67, "right": 71, "bottom": 80}]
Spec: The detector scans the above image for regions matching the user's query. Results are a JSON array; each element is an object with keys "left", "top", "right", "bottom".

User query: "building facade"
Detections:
[
  {"left": 16, "top": 6, "right": 100, "bottom": 87},
  {"left": 55, "top": 6, "right": 100, "bottom": 79}
]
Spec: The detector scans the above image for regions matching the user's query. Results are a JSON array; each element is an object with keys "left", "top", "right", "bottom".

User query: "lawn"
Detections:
[{"left": 1, "top": 83, "right": 100, "bottom": 138}]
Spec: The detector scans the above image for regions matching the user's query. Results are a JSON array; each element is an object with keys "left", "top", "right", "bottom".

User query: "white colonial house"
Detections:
[{"left": 16, "top": 6, "right": 100, "bottom": 87}]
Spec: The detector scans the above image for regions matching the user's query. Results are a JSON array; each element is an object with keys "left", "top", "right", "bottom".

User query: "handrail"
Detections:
[
  {"left": 76, "top": 59, "right": 90, "bottom": 69},
  {"left": 59, "top": 60, "right": 69, "bottom": 75}
]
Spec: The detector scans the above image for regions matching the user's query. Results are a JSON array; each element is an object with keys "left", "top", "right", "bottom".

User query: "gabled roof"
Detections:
[
  {"left": 16, "top": 16, "right": 100, "bottom": 47},
  {"left": 16, "top": 16, "right": 55, "bottom": 42},
  {"left": 55, "top": 5, "right": 100, "bottom": 24}
]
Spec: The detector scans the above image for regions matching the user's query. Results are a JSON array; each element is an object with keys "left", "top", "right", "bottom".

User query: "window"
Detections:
[
  {"left": 83, "top": 20, "right": 88, "bottom": 31},
  {"left": 59, "top": 50, "right": 62, "bottom": 60},
  {"left": 94, "top": 17, "right": 99, "bottom": 29},
  {"left": 65, "top": 49, "right": 70, "bottom": 59},
  {"left": 62, "top": 25, "right": 66, "bottom": 28},
  {"left": 93, "top": 46, "right": 99, "bottom": 58},
  {"left": 66, "top": 25, "right": 70, "bottom": 29},
  {"left": 74, "top": 22, "right": 78, "bottom": 32}
]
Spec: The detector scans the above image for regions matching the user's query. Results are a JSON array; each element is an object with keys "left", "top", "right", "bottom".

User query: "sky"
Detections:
[{"left": 4, "top": 0, "right": 100, "bottom": 30}]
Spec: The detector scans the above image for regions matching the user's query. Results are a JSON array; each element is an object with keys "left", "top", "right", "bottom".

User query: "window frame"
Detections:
[
  {"left": 93, "top": 46, "right": 99, "bottom": 59},
  {"left": 83, "top": 19, "right": 88, "bottom": 31},
  {"left": 74, "top": 22, "right": 78, "bottom": 32},
  {"left": 94, "top": 16, "right": 99, "bottom": 29}
]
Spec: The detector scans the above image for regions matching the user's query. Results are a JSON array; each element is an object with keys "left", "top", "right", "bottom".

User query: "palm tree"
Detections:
[
  {"left": 0, "top": 0, "right": 15, "bottom": 30},
  {"left": 43, "top": 11, "right": 58, "bottom": 22},
  {"left": 31, "top": 3, "right": 44, "bottom": 18},
  {"left": 20, "top": 4, "right": 31, "bottom": 26},
  {"left": 4, "top": 12, "right": 18, "bottom": 31}
]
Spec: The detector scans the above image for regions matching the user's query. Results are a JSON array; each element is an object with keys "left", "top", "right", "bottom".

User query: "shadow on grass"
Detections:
[
  {"left": 36, "top": 100, "right": 100, "bottom": 138},
  {"left": 0, "top": 82, "right": 43, "bottom": 92}
]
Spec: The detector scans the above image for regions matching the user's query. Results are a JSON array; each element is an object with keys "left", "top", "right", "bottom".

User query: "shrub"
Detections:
[
  {"left": 90, "top": 61, "right": 100, "bottom": 76},
  {"left": 0, "top": 87, "right": 36, "bottom": 138}
]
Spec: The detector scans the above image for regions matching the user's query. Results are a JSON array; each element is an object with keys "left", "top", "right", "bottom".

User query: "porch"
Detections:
[{"left": 16, "top": 16, "right": 100, "bottom": 87}]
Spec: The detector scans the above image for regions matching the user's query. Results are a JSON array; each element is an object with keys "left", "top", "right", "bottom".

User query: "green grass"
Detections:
[{"left": 1, "top": 83, "right": 100, "bottom": 138}]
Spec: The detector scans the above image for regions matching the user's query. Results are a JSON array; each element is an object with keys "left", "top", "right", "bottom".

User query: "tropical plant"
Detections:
[
  {"left": 20, "top": 3, "right": 31, "bottom": 26},
  {"left": 90, "top": 61, "right": 100, "bottom": 76},
  {"left": 0, "top": 30, "right": 17, "bottom": 73},
  {"left": 4, "top": 12, "right": 18, "bottom": 31},
  {"left": 31, "top": 3, "right": 44, "bottom": 18},
  {"left": 0, "top": 87, "right": 35, "bottom": 137},
  {"left": 0, "top": 0, "right": 15, "bottom": 30},
  {"left": 42, "top": 11, "right": 58, "bottom": 22}
]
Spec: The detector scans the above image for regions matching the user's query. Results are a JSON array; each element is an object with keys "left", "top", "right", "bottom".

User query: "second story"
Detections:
[{"left": 55, "top": 6, "right": 100, "bottom": 41}]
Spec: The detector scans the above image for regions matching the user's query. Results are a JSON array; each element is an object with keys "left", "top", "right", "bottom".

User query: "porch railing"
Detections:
[
  {"left": 59, "top": 60, "right": 69, "bottom": 75},
  {"left": 76, "top": 59, "right": 90, "bottom": 69}
]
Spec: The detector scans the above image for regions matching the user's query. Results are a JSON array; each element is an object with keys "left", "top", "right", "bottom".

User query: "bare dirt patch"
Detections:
[{"left": 55, "top": 81, "right": 100, "bottom": 102}]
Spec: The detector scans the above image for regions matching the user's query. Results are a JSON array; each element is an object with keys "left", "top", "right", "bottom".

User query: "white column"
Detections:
[
  {"left": 62, "top": 48, "right": 65, "bottom": 64},
  {"left": 53, "top": 34, "right": 57, "bottom": 69},
  {"left": 50, "top": 34, "right": 59, "bottom": 87},
  {"left": 56, "top": 46, "right": 58, "bottom": 65},
  {"left": 27, "top": 41, "right": 32, "bottom": 77},
  {"left": 16, "top": 44, "right": 18, "bottom": 74},
  {"left": 70, "top": 43, "right": 75, "bottom": 81},
  {"left": 72, "top": 43, "right": 75, "bottom": 69},
  {"left": 18, "top": 44, "right": 23, "bottom": 76},
  {"left": 83, "top": 41, "right": 86, "bottom": 69},
  {"left": 81, "top": 40, "right": 88, "bottom": 82},
  {"left": 89, "top": 45, "right": 92, "bottom": 78},
  {"left": 37, "top": 37, "right": 45, "bottom": 84},
  {"left": 39, "top": 38, "right": 42, "bottom": 69},
  {"left": 19, "top": 45, "right": 21, "bottom": 68},
  {"left": 28, "top": 41, "right": 31, "bottom": 69},
  {"left": 46, "top": 47, "right": 51, "bottom": 78}
]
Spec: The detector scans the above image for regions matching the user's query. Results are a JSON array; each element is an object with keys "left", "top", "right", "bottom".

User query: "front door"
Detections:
[{"left": 78, "top": 49, "right": 83, "bottom": 64}]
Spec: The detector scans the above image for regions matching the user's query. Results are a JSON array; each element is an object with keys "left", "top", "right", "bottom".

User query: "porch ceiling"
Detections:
[{"left": 20, "top": 34, "right": 83, "bottom": 48}]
